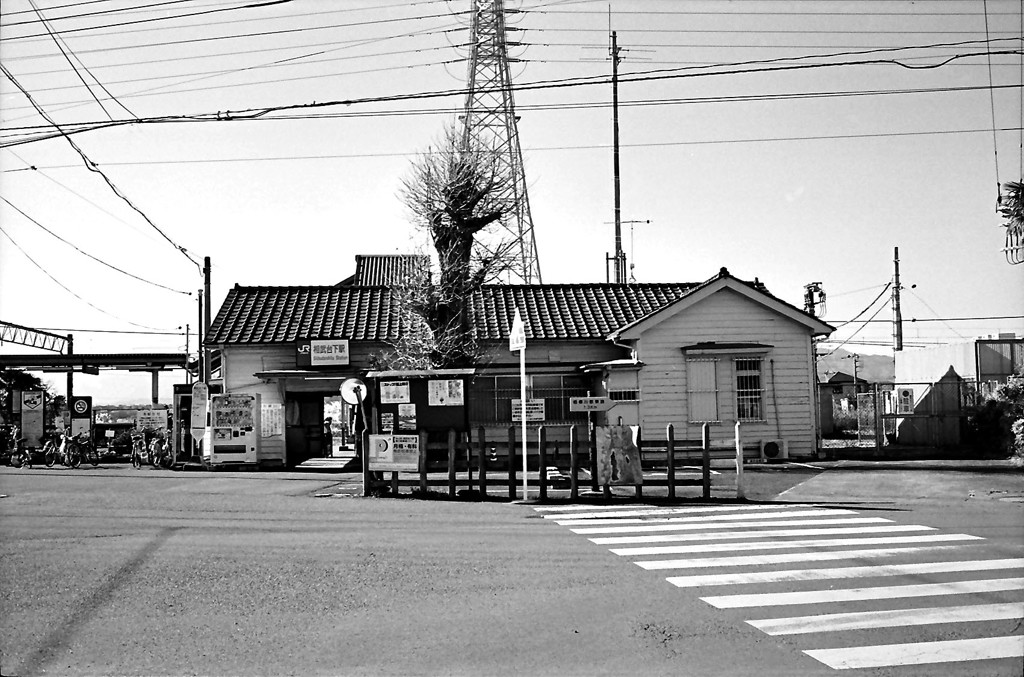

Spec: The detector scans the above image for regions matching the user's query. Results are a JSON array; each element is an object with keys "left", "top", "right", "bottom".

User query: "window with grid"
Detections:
[
  {"left": 686, "top": 359, "right": 719, "bottom": 422},
  {"left": 467, "top": 374, "right": 589, "bottom": 424},
  {"left": 734, "top": 357, "right": 765, "bottom": 421}
]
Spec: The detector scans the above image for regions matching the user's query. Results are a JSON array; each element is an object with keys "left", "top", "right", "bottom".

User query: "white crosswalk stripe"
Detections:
[{"left": 534, "top": 502, "right": 1024, "bottom": 672}]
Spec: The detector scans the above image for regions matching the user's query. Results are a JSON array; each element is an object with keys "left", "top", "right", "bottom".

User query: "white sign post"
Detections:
[{"left": 510, "top": 308, "right": 528, "bottom": 500}]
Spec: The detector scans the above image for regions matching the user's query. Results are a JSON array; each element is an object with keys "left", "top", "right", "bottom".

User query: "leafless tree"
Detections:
[{"left": 391, "top": 123, "right": 520, "bottom": 367}]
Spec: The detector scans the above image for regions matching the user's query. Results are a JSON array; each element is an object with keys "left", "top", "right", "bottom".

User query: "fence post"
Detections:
[
  {"left": 477, "top": 426, "right": 487, "bottom": 497},
  {"left": 418, "top": 430, "right": 428, "bottom": 494},
  {"left": 589, "top": 422, "right": 598, "bottom": 491},
  {"left": 361, "top": 430, "right": 371, "bottom": 497},
  {"left": 734, "top": 421, "right": 744, "bottom": 500},
  {"left": 666, "top": 424, "right": 676, "bottom": 501},
  {"left": 448, "top": 429, "right": 457, "bottom": 497},
  {"left": 634, "top": 425, "right": 642, "bottom": 500},
  {"left": 507, "top": 425, "right": 517, "bottom": 500},
  {"left": 702, "top": 422, "right": 711, "bottom": 500},
  {"left": 538, "top": 426, "right": 548, "bottom": 501},
  {"left": 569, "top": 424, "right": 579, "bottom": 500}
]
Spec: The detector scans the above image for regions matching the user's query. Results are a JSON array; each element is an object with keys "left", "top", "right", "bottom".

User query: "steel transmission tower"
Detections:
[{"left": 461, "top": 0, "right": 542, "bottom": 283}]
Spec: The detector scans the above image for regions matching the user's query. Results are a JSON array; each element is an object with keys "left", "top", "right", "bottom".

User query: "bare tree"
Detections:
[{"left": 393, "top": 123, "right": 519, "bottom": 367}]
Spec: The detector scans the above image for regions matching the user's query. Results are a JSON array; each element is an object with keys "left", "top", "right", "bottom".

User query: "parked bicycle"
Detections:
[
  {"left": 46, "top": 429, "right": 82, "bottom": 468},
  {"left": 149, "top": 428, "right": 172, "bottom": 469},
  {"left": 4, "top": 426, "right": 31, "bottom": 469},
  {"left": 130, "top": 431, "right": 147, "bottom": 470}
]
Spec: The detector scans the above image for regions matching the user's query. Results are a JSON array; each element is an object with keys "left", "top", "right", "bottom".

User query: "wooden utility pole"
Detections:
[
  {"left": 892, "top": 247, "right": 903, "bottom": 351},
  {"left": 203, "top": 256, "right": 212, "bottom": 383}
]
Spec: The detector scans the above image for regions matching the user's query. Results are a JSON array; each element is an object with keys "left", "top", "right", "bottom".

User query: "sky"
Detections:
[{"left": 1, "top": 0, "right": 1023, "bottom": 405}]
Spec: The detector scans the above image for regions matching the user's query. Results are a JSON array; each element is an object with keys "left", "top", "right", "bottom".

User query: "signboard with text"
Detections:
[
  {"left": 512, "top": 399, "right": 546, "bottom": 422},
  {"left": 569, "top": 396, "right": 611, "bottom": 412},
  {"left": 367, "top": 434, "right": 420, "bottom": 471},
  {"left": 296, "top": 339, "right": 350, "bottom": 367}
]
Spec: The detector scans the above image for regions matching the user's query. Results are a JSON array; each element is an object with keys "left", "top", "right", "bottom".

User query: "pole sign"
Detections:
[
  {"left": 569, "top": 396, "right": 612, "bottom": 412},
  {"left": 20, "top": 391, "right": 45, "bottom": 448},
  {"left": 69, "top": 395, "right": 93, "bottom": 438},
  {"left": 509, "top": 309, "right": 526, "bottom": 352},
  {"left": 190, "top": 382, "right": 209, "bottom": 442}
]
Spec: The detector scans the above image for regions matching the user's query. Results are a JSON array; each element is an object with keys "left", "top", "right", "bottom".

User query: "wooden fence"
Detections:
[{"left": 362, "top": 423, "right": 757, "bottom": 501}]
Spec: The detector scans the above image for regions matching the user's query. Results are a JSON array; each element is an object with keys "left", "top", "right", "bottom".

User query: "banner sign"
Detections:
[{"left": 297, "top": 339, "right": 350, "bottom": 367}]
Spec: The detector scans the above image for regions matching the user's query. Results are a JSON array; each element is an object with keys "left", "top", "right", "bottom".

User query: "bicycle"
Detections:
[
  {"left": 79, "top": 434, "right": 100, "bottom": 467},
  {"left": 149, "top": 429, "right": 172, "bottom": 469},
  {"left": 5, "top": 426, "right": 31, "bottom": 469},
  {"left": 130, "top": 432, "right": 147, "bottom": 470},
  {"left": 46, "top": 429, "right": 81, "bottom": 468}
]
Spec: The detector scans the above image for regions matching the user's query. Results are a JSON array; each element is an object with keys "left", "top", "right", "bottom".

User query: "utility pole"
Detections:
[
  {"left": 66, "top": 333, "right": 73, "bottom": 400},
  {"left": 203, "top": 256, "right": 212, "bottom": 384},
  {"left": 610, "top": 30, "right": 626, "bottom": 284},
  {"left": 892, "top": 246, "right": 903, "bottom": 351}
]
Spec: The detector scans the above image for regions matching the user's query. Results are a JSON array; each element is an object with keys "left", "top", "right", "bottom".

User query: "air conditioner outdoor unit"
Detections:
[{"left": 760, "top": 439, "right": 789, "bottom": 462}]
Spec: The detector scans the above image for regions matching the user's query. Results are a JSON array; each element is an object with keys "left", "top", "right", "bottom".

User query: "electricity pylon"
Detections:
[{"left": 461, "top": 0, "right": 542, "bottom": 283}]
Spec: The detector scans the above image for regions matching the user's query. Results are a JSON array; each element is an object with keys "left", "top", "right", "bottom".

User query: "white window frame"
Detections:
[
  {"left": 686, "top": 358, "right": 720, "bottom": 423},
  {"left": 733, "top": 357, "right": 765, "bottom": 422}
]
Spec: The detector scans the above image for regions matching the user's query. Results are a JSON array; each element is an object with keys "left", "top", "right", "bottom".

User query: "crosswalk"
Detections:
[{"left": 533, "top": 502, "right": 1024, "bottom": 672}]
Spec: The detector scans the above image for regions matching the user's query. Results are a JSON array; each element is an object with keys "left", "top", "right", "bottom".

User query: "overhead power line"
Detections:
[
  {"left": 0, "top": 223, "right": 163, "bottom": 330},
  {"left": 0, "top": 62, "right": 200, "bottom": 272},
  {"left": 0, "top": 196, "right": 192, "bottom": 296}
]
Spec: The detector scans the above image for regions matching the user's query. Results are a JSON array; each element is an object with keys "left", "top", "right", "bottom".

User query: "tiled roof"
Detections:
[
  {"left": 207, "top": 286, "right": 407, "bottom": 344},
  {"left": 337, "top": 255, "right": 431, "bottom": 287},
  {"left": 207, "top": 283, "right": 698, "bottom": 345},
  {"left": 469, "top": 284, "right": 697, "bottom": 340}
]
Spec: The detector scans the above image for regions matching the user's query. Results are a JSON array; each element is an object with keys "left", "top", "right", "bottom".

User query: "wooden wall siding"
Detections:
[
  {"left": 476, "top": 340, "right": 627, "bottom": 368},
  {"left": 633, "top": 288, "right": 818, "bottom": 456}
]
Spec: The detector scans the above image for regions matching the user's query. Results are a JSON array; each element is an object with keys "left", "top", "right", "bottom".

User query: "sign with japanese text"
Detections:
[
  {"left": 367, "top": 434, "right": 420, "bottom": 471},
  {"left": 398, "top": 403, "right": 416, "bottom": 431},
  {"left": 569, "top": 396, "right": 612, "bottom": 412},
  {"left": 380, "top": 381, "right": 411, "bottom": 404},
  {"left": 190, "top": 382, "right": 209, "bottom": 442},
  {"left": 136, "top": 409, "right": 166, "bottom": 431},
  {"left": 296, "top": 339, "right": 350, "bottom": 367},
  {"left": 511, "top": 399, "right": 545, "bottom": 422}
]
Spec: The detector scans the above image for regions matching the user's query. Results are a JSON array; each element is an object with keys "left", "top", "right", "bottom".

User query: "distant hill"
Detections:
[{"left": 816, "top": 347, "right": 895, "bottom": 383}]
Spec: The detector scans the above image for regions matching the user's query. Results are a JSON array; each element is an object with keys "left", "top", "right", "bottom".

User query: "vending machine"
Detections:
[{"left": 203, "top": 393, "right": 261, "bottom": 466}]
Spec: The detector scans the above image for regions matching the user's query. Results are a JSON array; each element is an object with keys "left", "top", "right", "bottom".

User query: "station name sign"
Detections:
[
  {"left": 569, "top": 396, "right": 612, "bottom": 412},
  {"left": 297, "top": 339, "right": 350, "bottom": 367}
]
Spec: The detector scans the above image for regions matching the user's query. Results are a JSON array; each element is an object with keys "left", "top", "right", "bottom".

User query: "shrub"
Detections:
[{"left": 967, "top": 375, "right": 1024, "bottom": 461}]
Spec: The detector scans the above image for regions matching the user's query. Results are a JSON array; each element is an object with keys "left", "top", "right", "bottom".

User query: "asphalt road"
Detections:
[{"left": 0, "top": 461, "right": 1021, "bottom": 677}]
